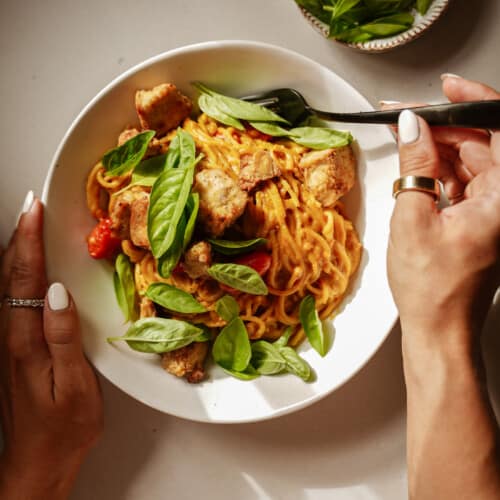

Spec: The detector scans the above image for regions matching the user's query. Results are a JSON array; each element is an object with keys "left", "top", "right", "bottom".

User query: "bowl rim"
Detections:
[
  {"left": 298, "top": 0, "right": 451, "bottom": 53},
  {"left": 41, "top": 40, "right": 399, "bottom": 423}
]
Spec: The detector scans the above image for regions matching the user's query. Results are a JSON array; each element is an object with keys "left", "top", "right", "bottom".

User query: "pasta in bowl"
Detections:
[
  {"left": 42, "top": 41, "right": 398, "bottom": 422},
  {"left": 85, "top": 81, "right": 361, "bottom": 383}
]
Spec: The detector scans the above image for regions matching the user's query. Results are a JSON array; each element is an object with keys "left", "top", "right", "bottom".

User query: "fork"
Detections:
[{"left": 242, "top": 88, "right": 500, "bottom": 129}]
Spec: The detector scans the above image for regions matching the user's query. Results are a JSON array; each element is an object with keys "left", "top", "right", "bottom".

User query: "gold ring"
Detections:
[{"left": 392, "top": 175, "right": 441, "bottom": 201}]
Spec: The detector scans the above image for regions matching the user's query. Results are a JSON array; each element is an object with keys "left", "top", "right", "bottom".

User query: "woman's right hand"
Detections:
[{"left": 387, "top": 76, "right": 500, "bottom": 344}]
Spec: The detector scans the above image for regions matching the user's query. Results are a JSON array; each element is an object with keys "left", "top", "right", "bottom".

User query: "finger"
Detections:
[
  {"left": 441, "top": 74, "right": 500, "bottom": 102},
  {"left": 6, "top": 195, "right": 50, "bottom": 363},
  {"left": 44, "top": 283, "right": 88, "bottom": 396},
  {"left": 439, "top": 157, "right": 465, "bottom": 204},
  {"left": 457, "top": 140, "right": 494, "bottom": 182},
  {"left": 491, "top": 132, "right": 500, "bottom": 165},
  {"left": 395, "top": 110, "right": 441, "bottom": 217},
  {"left": 0, "top": 231, "right": 17, "bottom": 305}
]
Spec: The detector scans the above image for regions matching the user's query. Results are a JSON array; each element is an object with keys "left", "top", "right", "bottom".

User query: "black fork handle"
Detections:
[{"left": 312, "top": 100, "right": 500, "bottom": 129}]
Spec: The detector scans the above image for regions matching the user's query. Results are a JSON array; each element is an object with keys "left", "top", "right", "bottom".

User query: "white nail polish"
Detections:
[
  {"left": 379, "top": 100, "right": 401, "bottom": 106},
  {"left": 399, "top": 110, "right": 420, "bottom": 144},
  {"left": 440, "top": 73, "right": 461, "bottom": 81},
  {"left": 48, "top": 283, "right": 69, "bottom": 311},
  {"left": 16, "top": 190, "right": 34, "bottom": 226}
]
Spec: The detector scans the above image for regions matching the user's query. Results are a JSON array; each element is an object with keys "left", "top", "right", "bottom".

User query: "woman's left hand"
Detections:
[{"left": 0, "top": 194, "right": 103, "bottom": 500}]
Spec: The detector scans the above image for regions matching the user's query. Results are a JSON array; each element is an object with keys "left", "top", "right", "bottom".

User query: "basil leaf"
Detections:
[
  {"left": 288, "top": 127, "right": 353, "bottom": 149},
  {"left": 361, "top": 22, "right": 408, "bottom": 36},
  {"left": 198, "top": 94, "right": 245, "bottom": 131},
  {"left": 416, "top": 0, "right": 432, "bottom": 15},
  {"left": 250, "top": 341, "right": 286, "bottom": 375},
  {"left": 247, "top": 121, "right": 290, "bottom": 137},
  {"left": 113, "top": 253, "right": 138, "bottom": 322},
  {"left": 279, "top": 346, "right": 312, "bottom": 381},
  {"left": 299, "top": 295, "right": 327, "bottom": 356},
  {"left": 157, "top": 212, "right": 186, "bottom": 278},
  {"left": 215, "top": 295, "right": 240, "bottom": 322},
  {"left": 208, "top": 238, "right": 268, "bottom": 256},
  {"left": 103, "top": 130, "right": 155, "bottom": 176},
  {"left": 183, "top": 193, "right": 199, "bottom": 249},
  {"left": 148, "top": 160, "right": 195, "bottom": 258},
  {"left": 107, "top": 317, "right": 203, "bottom": 353},
  {"left": 146, "top": 282, "right": 206, "bottom": 314},
  {"left": 212, "top": 317, "right": 251, "bottom": 372},
  {"left": 167, "top": 128, "right": 196, "bottom": 168},
  {"left": 194, "top": 325, "right": 212, "bottom": 342},
  {"left": 131, "top": 154, "right": 166, "bottom": 187},
  {"left": 207, "top": 263, "right": 268, "bottom": 295},
  {"left": 222, "top": 364, "right": 260, "bottom": 380},
  {"left": 273, "top": 326, "right": 293, "bottom": 348},
  {"left": 194, "top": 82, "right": 289, "bottom": 124}
]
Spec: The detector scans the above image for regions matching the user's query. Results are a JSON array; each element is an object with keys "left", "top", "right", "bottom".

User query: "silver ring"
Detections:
[{"left": 4, "top": 297, "right": 45, "bottom": 308}]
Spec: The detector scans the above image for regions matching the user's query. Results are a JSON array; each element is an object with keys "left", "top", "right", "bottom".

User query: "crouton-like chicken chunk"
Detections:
[
  {"left": 135, "top": 83, "right": 192, "bottom": 137},
  {"left": 193, "top": 168, "right": 248, "bottom": 237},
  {"left": 161, "top": 342, "right": 209, "bottom": 383},
  {"left": 129, "top": 194, "right": 150, "bottom": 249},
  {"left": 299, "top": 146, "right": 356, "bottom": 207},
  {"left": 109, "top": 188, "right": 149, "bottom": 244},
  {"left": 239, "top": 150, "right": 281, "bottom": 191},
  {"left": 183, "top": 241, "right": 212, "bottom": 279},
  {"left": 139, "top": 296, "right": 156, "bottom": 318}
]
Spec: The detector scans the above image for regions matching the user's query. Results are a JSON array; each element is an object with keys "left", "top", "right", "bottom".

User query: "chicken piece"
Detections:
[
  {"left": 299, "top": 146, "right": 356, "bottom": 207},
  {"left": 109, "top": 188, "right": 149, "bottom": 241},
  {"left": 183, "top": 241, "right": 212, "bottom": 279},
  {"left": 139, "top": 296, "right": 156, "bottom": 318},
  {"left": 129, "top": 193, "right": 150, "bottom": 249},
  {"left": 118, "top": 128, "right": 140, "bottom": 146},
  {"left": 135, "top": 83, "right": 192, "bottom": 137},
  {"left": 193, "top": 168, "right": 248, "bottom": 237},
  {"left": 161, "top": 342, "right": 209, "bottom": 383},
  {"left": 239, "top": 150, "right": 281, "bottom": 191}
]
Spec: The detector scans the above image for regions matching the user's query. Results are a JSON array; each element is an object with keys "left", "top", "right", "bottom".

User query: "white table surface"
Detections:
[{"left": 1, "top": 1, "right": 499, "bottom": 499}]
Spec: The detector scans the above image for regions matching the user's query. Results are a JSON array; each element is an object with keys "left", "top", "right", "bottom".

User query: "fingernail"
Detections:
[
  {"left": 379, "top": 100, "right": 401, "bottom": 106},
  {"left": 399, "top": 110, "right": 420, "bottom": 144},
  {"left": 48, "top": 283, "right": 69, "bottom": 311},
  {"left": 440, "top": 73, "right": 461, "bottom": 81},
  {"left": 16, "top": 190, "right": 34, "bottom": 225}
]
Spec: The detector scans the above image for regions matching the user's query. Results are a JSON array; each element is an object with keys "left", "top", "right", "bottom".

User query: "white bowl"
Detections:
[
  {"left": 299, "top": 0, "right": 451, "bottom": 53},
  {"left": 42, "top": 40, "right": 399, "bottom": 423}
]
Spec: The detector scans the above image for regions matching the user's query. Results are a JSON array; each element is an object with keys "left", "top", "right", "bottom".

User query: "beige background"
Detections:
[{"left": 1, "top": 0, "right": 499, "bottom": 498}]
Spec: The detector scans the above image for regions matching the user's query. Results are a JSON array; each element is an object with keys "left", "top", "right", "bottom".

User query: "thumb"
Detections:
[
  {"left": 395, "top": 110, "right": 441, "bottom": 218},
  {"left": 43, "top": 282, "right": 88, "bottom": 395}
]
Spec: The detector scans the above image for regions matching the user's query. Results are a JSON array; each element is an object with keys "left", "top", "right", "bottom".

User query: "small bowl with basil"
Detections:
[{"left": 295, "top": 0, "right": 451, "bottom": 53}]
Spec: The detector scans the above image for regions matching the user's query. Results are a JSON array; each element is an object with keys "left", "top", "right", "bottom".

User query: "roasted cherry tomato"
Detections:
[
  {"left": 87, "top": 218, "right": 121, "bottom": 259},
  {"left": 220, "top": 251, "right": 272, "bottom": 294},
  {"left": 234, "top": 250, "right": 272, "bottom": 275}
]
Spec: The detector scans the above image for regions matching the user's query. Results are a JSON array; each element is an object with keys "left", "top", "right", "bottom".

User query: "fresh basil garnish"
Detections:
[
  {"left": 214, "top": 295, "right": 240, "bottom": 322},
  {"left": 273, "top": 326, "right": 293, "bottom": 348},
  {"left": 183, "top": 193, "right": 199, "bottom": 249},
  {"left": 103, "top": 130, "right": 155, "bottom": 176},
  {"left": 212, "top": 317, "right": 251, "bottom": 372},
  {"left": 113, "top": 253, "right": 138, "bottom": 322},
  {"left": 416, "top": 0, "right": 432, "bottom": 15},
  {"left": 146, "top": 282, "right": 206, "bottom": 314},
  {"left": 157, "top": 213, "right": 186, "bottom": 278},
  {"left": 131, "top": 154, "right": 166, "bottom": 187},
  {"left": 194, "top": 83, "right": 289, "bottom": 124},
  {"left": 198, "top": 94, "right": 245, "bottom": 131},
  {"left": 166, "top": 128, "right": 196, "bottom": 168},
  {"left": 299, "top": 295, "right": 327, "bottom": 357},
  {"left": 279, "top": 346, "right": 312, "bottom": 381},
  {"left": 222, "top": 365, "right": 260, "bottom": 380},
  {"left": 251, "top": 341, "right": 287, "bottom": 375},
  {"left": 147, "top": 160, "right": 195, "bottom": 258},
  {"left": 207, "top": 263, "right": 268, "bottom": 295},
  {"left": 247, "top": 121, "right": 290, "bottom": 137},
  {"left": 208, "top": 238, "right": 268, "bottom": 256},
  {"left": 288, "top": 127, "right": 353, "bottom": 149},
  {"left": 107, "top": 317, "right": 203, "bottom": 353}
]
